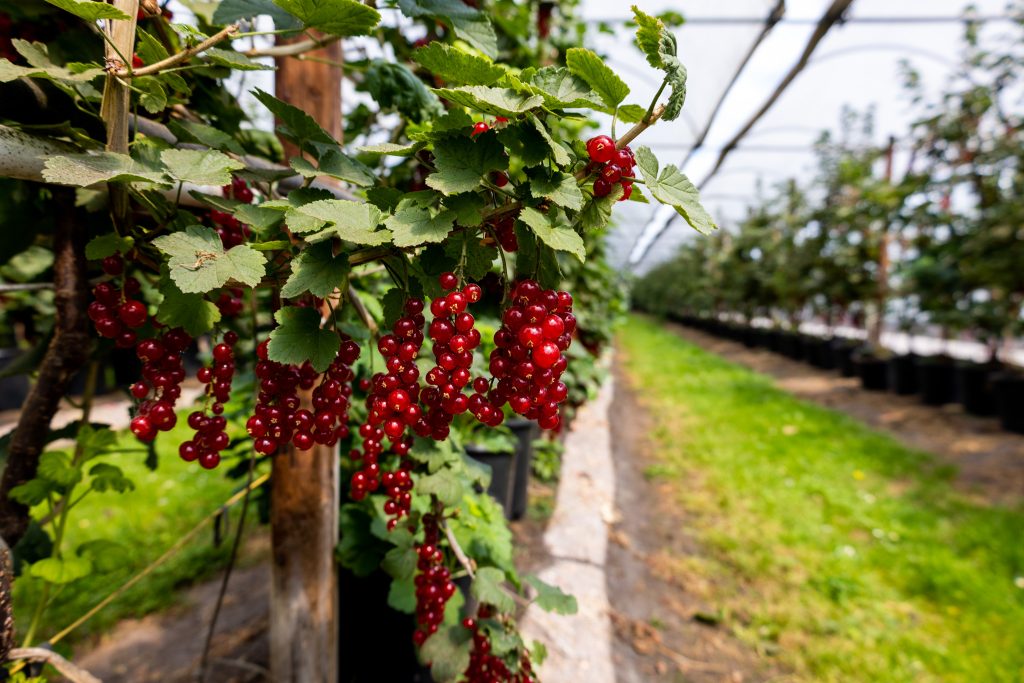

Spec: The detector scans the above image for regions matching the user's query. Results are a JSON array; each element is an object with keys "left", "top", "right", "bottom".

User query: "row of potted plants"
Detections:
[{"left": 670, "top": 313, "right": 1024, "bottom": 434}]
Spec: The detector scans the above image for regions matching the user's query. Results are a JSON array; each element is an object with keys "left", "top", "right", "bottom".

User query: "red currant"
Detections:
[{"left": 586, "top": 135, "right": 615, "bottom": 163}]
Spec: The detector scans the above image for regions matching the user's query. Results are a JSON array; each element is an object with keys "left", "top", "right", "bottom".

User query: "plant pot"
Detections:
[
  {"left": 338, "top": 567, "right": 431, "bottom": 682},
  {"left": 778, "top": 332, "right": 804, "bottom": 361},
  {"left": 803, "top": 336, "right": 835, "bottom": 369},
  {"left": 0, "top": 348, "right": 30, "bottom": 411},
  {"left": 917, "top": 356, "right": 956, "bottom": 406},
  {"left": 955, "top": 362, "right": 997, "bottom": 416},
  {"left": 507, "top": 418, "right": 539, "bottom": 521},
  {"left": 992, "top": 372, "right": 1024, "bottom": 434},
  {"left": 466, "top": 445, "right": 515, "bottom": 518},
  {"left": 855, "top": 353, "right": 889, "bottom": 391},
  {"left": 832, "top": 339, "right": 858, "bottom": 377},
  {"left": 886, "top": 354, "right": 919, "bottom": 395}
]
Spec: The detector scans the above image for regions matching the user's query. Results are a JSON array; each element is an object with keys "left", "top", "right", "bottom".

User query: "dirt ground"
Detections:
[{"left": 666, "top": 323, "right": 1024, "bottom": 506}]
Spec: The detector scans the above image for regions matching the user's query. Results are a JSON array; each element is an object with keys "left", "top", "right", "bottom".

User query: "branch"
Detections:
[
  {"left": 442, "top": 519, "right": 475, "bottom": 579},
  {"left": 244, "top": 36, "right": 339, "bottom": 59},
  {"left": 615, "top": 104, "right": 666, "bottom": 151},
  {"left": 0, "top": 538, "right": 12, "bottom": 662},
  {"left": 7, "top": 648, "right": 103, "bottom": 683},
  {"left": 119, "top": 24, "right": 240, "bottom": 77},
  {"left": 346, "top": 285, "right": 378, "bottom": 335},
  {"left": 0, "top": 189, "right": 90, "bottom": 548}
]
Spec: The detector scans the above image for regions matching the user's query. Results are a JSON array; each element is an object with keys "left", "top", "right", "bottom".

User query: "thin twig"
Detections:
[
  {"left": 7, "top": 648, "right": 102, "bottom": 683},
  {"left": 244, "top": 36, "right": 339, "bottom": 58},
  {"left": 346, "top": 284, "right": 378, "bottom": 335},
  {"left": 442, "top": 519, "right": 475, "bottom": 579},
  {"left": 121, "top": 24, "right": 240, "bottom": 77}
]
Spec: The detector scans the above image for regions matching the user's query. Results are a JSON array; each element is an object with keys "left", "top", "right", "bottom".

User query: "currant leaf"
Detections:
[
  {"left": 412, "top": 42, "right": 504, "bottom": 86},
  {"left": 385, "top": 206, "right": 456, "bottom": 247},
  {"left": 634, "top": 146, "right": 716, "bottom": 234},
  {"left": 156, "top": 276, "right": 222, "bottom": 337},
  {"left": 280, "top": 240, "right": 350, "bottom": 299},
  {"left": 267, "top": 306, "right": 340, "bottom": 373},
  {"left": 161, "top": 149, "right": 245, "bottom": 187},
  {"left": 519, "top": 207, "right": 585, "bottom": 262},
  {"left": 153, "top": 225, "right": 267, "bottom": 294},
  {"left": 426, "top": 134, "right": 507, "bottom": 195},
  {"left": 530, "top": 172, "right": 584, "bottom": 211},
  {"left": 272, "top": 0, "right": 381, "bottom": 36},
  {"left": 565, "top": 47, "right": 629, "bottom": 109}
]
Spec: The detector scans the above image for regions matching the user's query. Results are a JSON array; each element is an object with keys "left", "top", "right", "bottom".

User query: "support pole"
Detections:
[{"left": 269, "top": 35, "right": 344, "bottom": 683}]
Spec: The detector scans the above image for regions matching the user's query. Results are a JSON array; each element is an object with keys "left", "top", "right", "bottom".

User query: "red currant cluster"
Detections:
[
  {"left": 88, "top": 255, "right": 147, "bottom": 350},
  {"left": 350, "top": 298, "right": 426, "bottom": 522},
  {"left": 247, "top": 339, "right": 319, "bottom": 455},
  {"left": 421, "top": 274, "right": 485, "bottom": 439},
  {"left": 491, "top": 214, "right": 518, "bottom": 252},
  {"left": 585, "top": 135, "right": 635, "bottom": 201},
  {"left": 459, "top": 614, "right": 536, "bottom": 683},
  {"left": 209, "top": 177, "right": 254, "bottom": 249},
  {"left": 302, "top": 337, "right": 361, "bottom": 449},
  {"left": 216, "top": 287, "right": 244, "bottom": 317},
  {"left": 178, "top": 332, "right": 239, "bottom": 469},
  {"left": 412, "top": 513, "right": 457, "bottom": 647},
  {"left": 483, "top": 280, "right": 574, "bottom": 431},
  {"left": 128, "top": 328, "right": 192, "bottom": 442}
]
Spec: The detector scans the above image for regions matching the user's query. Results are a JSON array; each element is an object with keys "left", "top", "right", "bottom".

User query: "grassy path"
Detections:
[{"left": 618, "top": 315, "right": 1024, "bottom": 683}]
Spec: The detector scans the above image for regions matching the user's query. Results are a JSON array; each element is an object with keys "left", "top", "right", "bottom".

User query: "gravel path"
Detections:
[{"left": 521, "top": 375, "right": 617, "bottom": 682}]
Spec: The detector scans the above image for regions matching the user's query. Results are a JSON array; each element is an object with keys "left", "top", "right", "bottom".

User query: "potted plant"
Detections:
[{"left": 507, "top": 417, "right": 539, "bottom": 521}]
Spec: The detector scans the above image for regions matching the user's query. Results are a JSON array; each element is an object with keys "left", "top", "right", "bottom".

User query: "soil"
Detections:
[
  {"left": 605, "top": 359, "right": 777, "bottom": 683},
  {"left": 666, "top": 323, "right": 1024, "bottom": 506}
]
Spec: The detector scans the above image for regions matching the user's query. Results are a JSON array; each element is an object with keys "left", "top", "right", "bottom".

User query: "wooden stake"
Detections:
[{"left": 269, "top": 35, "right": 344, "bottom": 683}]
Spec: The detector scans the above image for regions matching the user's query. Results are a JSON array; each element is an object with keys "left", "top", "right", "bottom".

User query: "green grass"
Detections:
[
  {"left": 618, "top": 315, "right": 1024, "bottom": 683},
  {"left": 12, "top": 416, "right": 259, "bottom": 648}
]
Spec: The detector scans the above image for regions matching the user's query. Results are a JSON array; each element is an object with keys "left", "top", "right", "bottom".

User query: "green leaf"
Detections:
[
  {"left": 412, "top": 42, "right": 504, "bottom": 86},
  {"left": 527, "top": 116, "right": 570, "bottom": 167},
  {"left": 447, "top": 239, "right": 495, "bottom": 280},
  {"left": 433, "top": 86, "right": 543, "bottom": 117},
  {"left": 204, "top": 47, "right": 274, "bottom": 71},
  {"left": 290, "top": 148, "right": 375, "bottom": 187},
  {"left": 471, "top": 566, "right": 515, "bottom": 613},
  {"left": 280, "top": 241, "right": 350, "bottom": 299},
  {"left": 530, "top": 66, "right": 602, "bottom": 109},
  {"left": 397, "top": 0, "right": 480, "bottom": 19},
  {"left": 273, "top": 0, "right": 381, "bottom": 36},
  {"left": 387, "top": 577, "right": 417, "bottom": 613},
  {"left": 442, "top": 193, "right": 485, "bottom": 227},
  {"left": 166, "top": 119, "right": 245, "bottom": 155},
  {"left": 153, "top": 226, "right": 267, "bottom": 294},
  {"left": 42, "top": 153, "right": 165, "bottom": 187},
  {"left": 381, "top": 544, "right": 417, "bottom": 582},
  {"left": 380, "top": 288, "right": 407, "bottom": 329},
  {"left": 135, "top": 76, "right": 168, "bottom": 114},
  {"left": 579, "top": 183, "right": 622, "bottom": 231},
  {"left": 450, "top": 16, "right": 497, "bottom": 59},
  {"left": 9, "top": 480, "right": 55, "bottom": 506},
  {"left": 213, "top": 0, "right": 302, "bottom": 29},
  {"left": 30, "top": 556, "right": 92, "bottom": 585},
  {"left": 38, "top": 451, "right": 81, "bottom": 488},
  {"left": 252, "top": 88, "right": 337, "bottom": 151},
  {"left": 526, "top": 574, "right": 577, "bottom": 614},
  {"left": 156, "top": 276, "right": 221, "bottom": 337},
  {"left": 419, "top": 625, "right": 473, "bottom": 683},
  {"left": 416, "top": 469, "right": 462, "bottom": 507},
  {"left": 519, "top": 207, "right": 585, "bottom": 262},
  {"left": 616, "top": 104, "right": 648, "bottom": 124},
  {"left": 0, "top": 58, "right": 102, "bottom": 84},
  {"left": 161, "top": 149, "right": 245, "bottom": 186},
  {"left": 385, "top": 207, "right": 456, "bottom": 248},
  {"left": 77, "top": 539, "right": 130, "bottom": 573},
  {"left": 85, "top": 233, "right": 134, "bottom": 260},
  {"left": 88, "top": 463, "right": 135, "bottom": 493},
  {"left": 44, "top": 0, "right": 130, "bottom": 21},
  {"left": 530, "top": 172, "right": 584, "bottom": 211},
  {"left": 427, "top": 134, "right": 507, "bottom": 195},
  {"left": 234, "top": 205, "right": 286, "bottom": 233},
  {"left": 268, "top": 306, "right": 340, "bottom": 372},
  {"left": 630, "top": 7, "right": 686, "bottom": 121},
  {"left": 78, "top": 424, "right": 117, "bottom": 462},
  {"left": 565, "top": 47, "right": 629, "bottom": 109},
  {"left": 634, "top": 146, "right": 716, "bottom": 234},
  {"left": 632, "top": 5, "right": 670, "bottom": 69},
  {"left": 285, "top": 200, "right": 388, "bottom": 244},
  {"left": 661, "top": 55, "right": 688, "bottom": 122},
  {"left": 356, "top": 142, "right": 424, "bottom": 157}
]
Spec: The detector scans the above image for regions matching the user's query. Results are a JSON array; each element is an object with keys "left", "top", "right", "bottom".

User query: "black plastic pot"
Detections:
[
  {"left": 917, "top": 356, "right": 956, "bottom": 406},
  {"left": 955, "top": 362, "right": 997, "bottom": 416},
  {"left": 778, "top": 332, "right": 805, "bottom": 361},
  {"left": 0, "top": 349, "right": 30, "bottom": 411},
  {"left": 855, "top": 353, "right": 889, "bottom": 391},
  {"left": 804, "top": 337, "right": 835, "bottom": 369},
  {"left": 832, "top": 339, "right": 858, "bottom": 378},
  {"left": 466, "top": 445, "right": 515, "bottom": 518},
  {"left": 992, "top": 372, "right": 1024, "bottom": 434},
  {"left": 338, "top": 568, "right": 432, "bottom": 682},
  {"left": 508, "top": 418, "right": 539, "bottom": 521},
  {"left": 886, "top": 354, "right": 919, "bottom": 396}
]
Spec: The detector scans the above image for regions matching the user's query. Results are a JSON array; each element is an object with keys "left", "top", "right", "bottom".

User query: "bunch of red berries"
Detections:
[
  {"left": 412, "top": 513, "right": 457, "bottom": 647},
  {"left": 303, "top": 337, "right": 361, "bottom": 449},
  {"left": 87, "top": 254, "right": 147, "bottom": 350},
  {"left": 491, "top": 214, "right": 518, "bottom": 252},
  {"left": 350, "top": 298, "right": 426, "bottom": 523},
  {"left": 420, "top": 274, "right": 485, "bottom": 439},
  {"left": 129, "top": 328, "right": 193, "bottom": 442},
  {"left": 585, "top": 135, "right": 635, "bottom": 201},
  {"left": 215, "top": 287, "right": 244, "bottom": 317},
  {"left": 178, "top": 332, "right": 239, "bottom": 469},
  {"left": 247, "top": 339, "right": 318, "bottom": 455},
  {"left": 458, "top": 615, "right": 537, "bottom": 683},
  {"left": 483, "top": 280, "right": 574, "bottom": 431},
  {"left": 209, "top": 177, "right": 255, "bottom": 248}
]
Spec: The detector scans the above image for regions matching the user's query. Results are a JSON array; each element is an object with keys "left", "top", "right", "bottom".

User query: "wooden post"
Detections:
[{"left": 270, "top": 36, "right": 343, "bottom": 683}]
